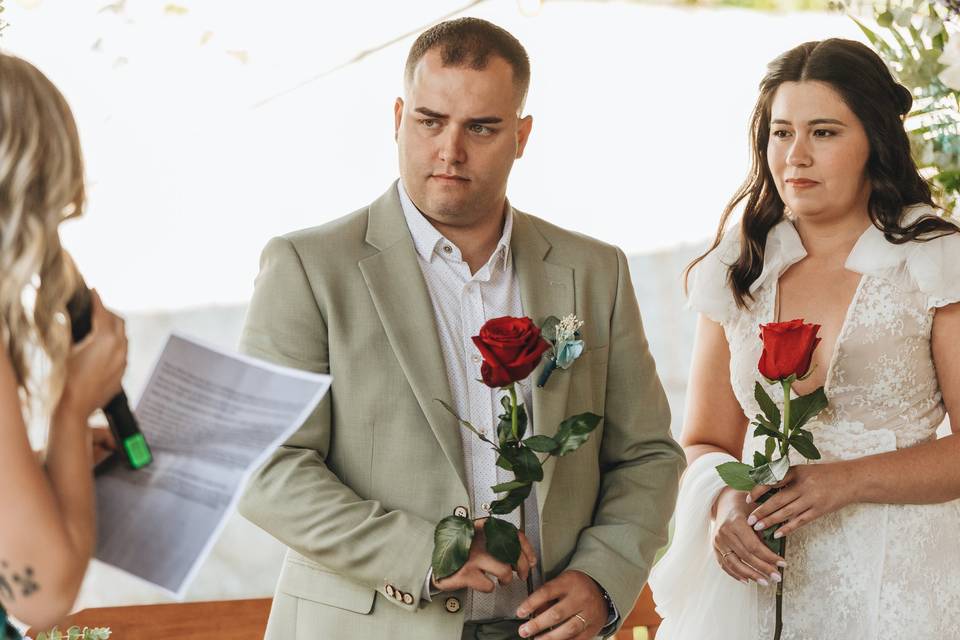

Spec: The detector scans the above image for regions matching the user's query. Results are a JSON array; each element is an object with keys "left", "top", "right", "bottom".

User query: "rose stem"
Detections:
[
  {"left": 774, "top": 537, "right": 785, "bottom": 640},
  {"left": 509, "top": 384, "right": 533, "bottom": 593}
]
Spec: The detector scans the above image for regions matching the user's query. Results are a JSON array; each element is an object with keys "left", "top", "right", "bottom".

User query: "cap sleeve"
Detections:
[
  {"left": 687, "top": 225, "right": 740, "bottom": 326},
  {"left": 905, "top": 227, "right": 960, "bottom": 310}
]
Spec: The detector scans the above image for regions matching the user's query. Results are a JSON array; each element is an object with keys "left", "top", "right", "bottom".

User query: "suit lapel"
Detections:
[
  {"left": 358, "top": 184, "right": 467, "bottom": 490},
  {"left": 511, "top": 211, "right": 575, "bottom": 514}
]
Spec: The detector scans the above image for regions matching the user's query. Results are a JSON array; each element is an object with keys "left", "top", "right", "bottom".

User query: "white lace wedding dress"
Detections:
[{"left": 648, "top": 205, "right": 960, "bottom": 639}]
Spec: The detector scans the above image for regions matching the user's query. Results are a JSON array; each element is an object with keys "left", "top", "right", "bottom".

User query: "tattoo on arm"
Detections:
[{"left": 0, "top": 561, "right": 40, "bottom": 602}]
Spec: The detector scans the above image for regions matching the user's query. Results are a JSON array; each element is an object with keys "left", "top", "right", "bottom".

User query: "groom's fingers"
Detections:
[{"left": 518, "top": 531, "right": 537, "bottom": 570}]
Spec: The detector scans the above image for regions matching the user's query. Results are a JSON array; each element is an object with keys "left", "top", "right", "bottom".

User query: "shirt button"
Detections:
[
  {"left": 471, "top": 354, "right": 481, "bottom": 364},
  {"left": 453, "top": 506, "right": 468, "bottom": 518},
  {"left": 443, "top": 245, "right": 453, "bottom": 254},
  {"left": 481, "top": 502, "right": 491, "bottom": 513},
  {"left": 445, "top": 596, "right": 462, "bottom": 613}
]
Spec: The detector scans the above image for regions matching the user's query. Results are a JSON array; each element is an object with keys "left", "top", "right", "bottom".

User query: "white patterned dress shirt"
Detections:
[{"left": 398, "top": 181, "right": 543, "bottom": 622}]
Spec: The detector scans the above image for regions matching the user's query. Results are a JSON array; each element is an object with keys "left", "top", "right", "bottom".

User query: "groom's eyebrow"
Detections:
[{"left": 414, "top": 107, "right": 503, "bottom": 125}]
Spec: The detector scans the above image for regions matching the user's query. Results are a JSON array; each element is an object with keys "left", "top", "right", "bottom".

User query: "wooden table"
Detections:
[{"left": 26, "top": 598, "right": 271, "bottom": 639}]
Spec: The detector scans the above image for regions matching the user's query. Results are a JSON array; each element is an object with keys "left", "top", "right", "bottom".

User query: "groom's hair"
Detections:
[{"left": 404, "top": 18, "right": 530, "bottom": 111}]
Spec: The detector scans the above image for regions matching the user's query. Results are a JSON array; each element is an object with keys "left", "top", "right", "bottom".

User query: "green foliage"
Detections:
[{"left": 845, "top": 0, "right": 960, "bottom": 213}]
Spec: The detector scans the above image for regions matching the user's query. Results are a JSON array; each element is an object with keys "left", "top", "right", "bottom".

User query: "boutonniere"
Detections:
[{"left": 536, "top": 314, "right": 585, "bottom": 387}]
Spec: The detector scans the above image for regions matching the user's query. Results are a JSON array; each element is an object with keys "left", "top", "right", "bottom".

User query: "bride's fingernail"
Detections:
[
  {"left": 745, "top": 495, "right": 753, "bottom": 504},
  {"left": 758, "top": 578, "right": 769, "bottom": 587},
  {"left": 746, "top": 515, "right": 757, "bottom": 527},
  {"left": 773, "top": 531, "right": 784, "bottom": 539},
  {"left": 770, "top": 572, "right": 782, "bottom": 583},
  {"left": 776, "top": 560, "right": 787, "bottom": 568},
  {"left": 753, "top": 521, "right": 765, "bottom": 531}
]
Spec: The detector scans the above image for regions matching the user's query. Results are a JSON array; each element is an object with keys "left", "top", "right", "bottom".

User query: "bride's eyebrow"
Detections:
[{"left": 770, "top": 118, "right": 847, "bottom": 126}]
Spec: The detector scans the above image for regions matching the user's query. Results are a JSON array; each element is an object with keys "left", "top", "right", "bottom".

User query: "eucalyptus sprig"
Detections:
[{"left": 33, "top": 625, "right": 111, "bottom": 640}]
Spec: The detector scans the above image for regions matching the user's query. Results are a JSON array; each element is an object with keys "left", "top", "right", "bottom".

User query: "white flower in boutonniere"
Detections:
[{"left": 536, "top": 314, "right": 585, "bottom": 387}]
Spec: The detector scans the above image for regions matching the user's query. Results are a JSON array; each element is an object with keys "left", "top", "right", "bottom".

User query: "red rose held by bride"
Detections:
[
  {"left": 758, "top": 319, "right": 822, "bottom": 381},
  {"left": 472, "top": 317, "right": 551, "bottom": 388}
]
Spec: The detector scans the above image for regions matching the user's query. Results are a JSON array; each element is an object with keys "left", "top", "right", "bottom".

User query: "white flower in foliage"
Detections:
[{"left": 938, "top": 36, "right": 960, "bottom": 91}]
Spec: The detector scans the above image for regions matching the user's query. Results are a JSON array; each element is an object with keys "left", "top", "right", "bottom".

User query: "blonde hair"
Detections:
[{"left": 0, "top": 53, "right": 82, "bottom": 409}]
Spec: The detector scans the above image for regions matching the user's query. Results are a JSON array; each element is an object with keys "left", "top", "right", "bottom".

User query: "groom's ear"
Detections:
[
  {"left": 516, "top": 115, "right": 533, "bottom": 159},
  {"left": 394, "top": 98, "right": 404, "bottom": 142}
]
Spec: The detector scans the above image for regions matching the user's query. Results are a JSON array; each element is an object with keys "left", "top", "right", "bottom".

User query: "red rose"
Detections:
[
  {"left": 758, "top": 319, "right": 822, "bottom": 381},
  {"left": 472, "top": 317, "right": 551, "bottom": 388}
]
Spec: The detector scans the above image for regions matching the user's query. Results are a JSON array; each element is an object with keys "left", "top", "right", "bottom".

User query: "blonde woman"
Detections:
[{"left": 0, "top": 54, "right": 128, "bottom": 636}]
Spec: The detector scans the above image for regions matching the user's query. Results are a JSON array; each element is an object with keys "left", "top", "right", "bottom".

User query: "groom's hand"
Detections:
[
  {"left": 432, "top": 519, "right": 537, "bottom": 593},
  {"left": 515, "top": 570, "right": 606, "bottom": 639}
]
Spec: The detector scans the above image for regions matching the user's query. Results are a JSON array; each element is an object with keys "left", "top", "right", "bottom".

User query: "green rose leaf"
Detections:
[
  {"left": 484, "top": 517, "right": 521, "bottom": 565},
  {"left": 523, "top": 434, "right": 559, "bottom": 453},
  {"left": 789, "top": 433, "right": 822, "bottom": 460},
  {"left": 716, "top": 461, "right": 757, "bottom": 491},
  {"left": 749, "top": 456, "right": 791, "bottom": 485},
  {"left": 753, "top": 451, "right": 768, "bottom": 467},
  {"left": 432, "top": 515, "right": 474, "bottom": 579},
  {"left": 495, "top": 453, "right": 513, "bottom": 471},
  {"left": 490, "top": 483, "right": 532, "bottom": 514},
  {"left": 497, "top": 402, "right": 528, "bottom": 445},
  {"left": 68, "top": 627, "right": 82, "bottom": 640},
  {"left": 764, "top": 435, "right": 777, "bottom": 460},
  {"left": 754, "top": 382, "right": 781, "bottom": 427},
  {"left": 788, "top": 387, "right": 828, "bottom": 432},
  {"left": 512, "top": 446, "right": 543, "bottom": 483},
  {"left": 554, "top": 412, "right": 602, "bottom": 456},
  {"left": 501, "top": 395, "right": 512, "bottom": 414},
  {"left": 490, "top": 480, "right": 530, "bottom": 494},
  {"left": 752, "top": 421, "right": 782, "bottom": 440}
]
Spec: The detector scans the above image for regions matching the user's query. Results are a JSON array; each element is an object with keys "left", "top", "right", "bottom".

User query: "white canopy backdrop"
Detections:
[{"left": 0, "top": 0, "right": 869, "bottom": 610}]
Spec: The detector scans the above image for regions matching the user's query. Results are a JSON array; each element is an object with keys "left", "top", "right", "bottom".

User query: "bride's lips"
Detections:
[{"left": 785, "top": 178, "right": 819, "bottom": 189}]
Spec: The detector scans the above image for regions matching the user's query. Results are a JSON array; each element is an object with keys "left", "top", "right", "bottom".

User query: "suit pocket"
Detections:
[{"left": 277, "top": 559, "right": 376, "bottom": 614}]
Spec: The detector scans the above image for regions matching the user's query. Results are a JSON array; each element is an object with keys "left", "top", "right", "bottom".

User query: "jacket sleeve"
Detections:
[
  {"left": 237, "top": 236, "right": 435, "bottom": 612},
  {"left": 564, "top": 246, "right": 686, "bottom": 627}
]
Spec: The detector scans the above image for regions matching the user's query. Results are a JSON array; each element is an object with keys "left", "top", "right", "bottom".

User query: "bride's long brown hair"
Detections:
[{"left": 687, "top": 39, "right": 958, "bottom": 309}]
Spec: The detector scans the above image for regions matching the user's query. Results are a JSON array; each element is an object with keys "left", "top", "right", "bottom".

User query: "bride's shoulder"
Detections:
[
  {"left": 687, "top": 224, "right": 742, "bottom": 326},
  {"left": 848, "top": 204, "right": 960, "bottom": 310}
]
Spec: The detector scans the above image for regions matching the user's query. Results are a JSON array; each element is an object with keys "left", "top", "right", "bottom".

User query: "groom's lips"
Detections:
[{"left": 431, "top": 173, "right": 470, "bottom": 183}]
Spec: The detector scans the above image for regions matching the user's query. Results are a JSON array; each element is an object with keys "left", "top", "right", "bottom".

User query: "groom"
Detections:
[{"left": 238, "top": 17, "right": 683, "bottom": 640}]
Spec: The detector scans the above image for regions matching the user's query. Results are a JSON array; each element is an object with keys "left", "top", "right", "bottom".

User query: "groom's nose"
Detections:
[{"left": 438, "top": 125, "right": 467, "bottom": 165}]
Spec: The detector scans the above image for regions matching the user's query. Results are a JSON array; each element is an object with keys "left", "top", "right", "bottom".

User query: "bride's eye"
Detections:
[{"left": 771, "top": 129, "right": 792, "bottom": 139}]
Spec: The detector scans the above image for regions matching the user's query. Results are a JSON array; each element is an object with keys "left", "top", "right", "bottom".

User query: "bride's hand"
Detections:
[
  {"left": 746, "top": 462, "right": 857, "bottom": 538},
  {"left": 712, "top": 486, "right": 786, "bottom": 586}
]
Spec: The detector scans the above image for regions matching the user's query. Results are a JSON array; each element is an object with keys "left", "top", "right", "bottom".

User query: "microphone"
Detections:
[{"left": 66, "top": 286, "right": 153, "bottom": 470}]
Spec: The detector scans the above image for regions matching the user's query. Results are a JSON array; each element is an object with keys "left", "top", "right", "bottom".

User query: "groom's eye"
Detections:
[
  {"left": 419, "top": 118, "right": 438, "bottom": 128},
  {"left": 469, "top": 124, "right": 494, "bottom": 135}
]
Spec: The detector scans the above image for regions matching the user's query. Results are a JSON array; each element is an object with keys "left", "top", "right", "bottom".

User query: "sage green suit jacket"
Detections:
[{"left": 238, "top": 183, "right": 684, "bottom": 640}]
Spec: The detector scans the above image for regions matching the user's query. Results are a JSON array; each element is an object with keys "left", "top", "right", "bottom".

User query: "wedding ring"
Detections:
[
  {"left": 721, "top": 550, "right": 736, "bottom": 560},
  {"left": 574, "top": 613, "right": 588, "bottom": 632}
]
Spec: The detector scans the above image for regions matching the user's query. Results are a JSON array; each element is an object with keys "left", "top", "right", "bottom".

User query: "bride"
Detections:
[{"left": 648, "top": 39, "right": 960, "bottom": 638}]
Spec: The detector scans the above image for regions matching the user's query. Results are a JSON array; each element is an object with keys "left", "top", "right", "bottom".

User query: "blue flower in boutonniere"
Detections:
[{"left": 536, "top": 314, "right": 585, "bottom": 388}]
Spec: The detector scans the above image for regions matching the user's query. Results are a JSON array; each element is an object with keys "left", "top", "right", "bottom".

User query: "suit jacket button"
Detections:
[
  {"left": 385, "top": 584, "right": 396, "bottom": 598},
  {"left": 394, "top": 589, "right": 404, "bottom": 601},
  {"left": 402, "top": 592, "right": 415, "bottom": 605},
  {"left": 453, "top": 506, "right": 468, "bottom": 518},
  {"left": 444, "top": 596, "right": 461, "bottom": 613}
]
